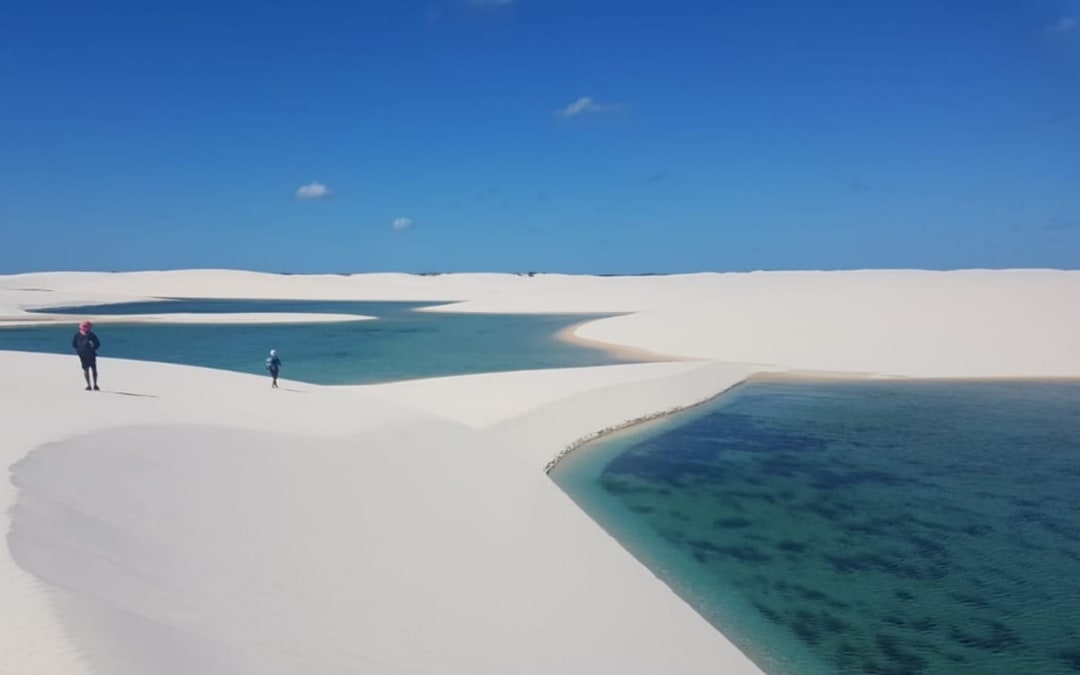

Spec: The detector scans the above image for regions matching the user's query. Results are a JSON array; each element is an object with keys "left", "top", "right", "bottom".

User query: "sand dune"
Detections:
[
  {"left": 2, "top": 353, "right": 760, "bottom": 675},
  {"left": 573, "top": 270, "right": 1080, "bottom": 377},
  {"left": 2, "top": 269, "right": 1078, "bottom": 674}
]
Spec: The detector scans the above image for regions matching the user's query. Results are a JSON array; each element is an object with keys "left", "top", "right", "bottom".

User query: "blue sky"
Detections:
[{"left": 1, "top": 1, "right": 1078, "bottom": 274}]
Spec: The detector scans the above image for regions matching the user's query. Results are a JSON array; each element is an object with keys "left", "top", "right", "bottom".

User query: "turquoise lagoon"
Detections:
[
  {"left": 552, "top": 379, "right": 1080, "bottom": 675},
  {"left": 0, "top": 299, "right": 647, "bottom": 384}
]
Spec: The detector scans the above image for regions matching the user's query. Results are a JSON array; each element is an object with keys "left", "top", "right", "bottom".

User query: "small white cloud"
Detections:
[
  {"left": 1048, "top": 17, "right": 1076, "bottom": 33},
  {"left": 556, "top": 96, "right": 620, "bottom": 118},
  {"left": 296, "top": 182, "right": 332, "bottom": 200},
  {"left": 393, "top": 217, "right": 414, "bottom": 231}
]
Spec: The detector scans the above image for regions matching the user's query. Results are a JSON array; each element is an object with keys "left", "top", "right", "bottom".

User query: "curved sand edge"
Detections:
[
  {"left": 1, "top": 352, "right": 766, "bottom": 675},
  {"left": 554, "top": 319, "right": 695, "bottom": 363}
]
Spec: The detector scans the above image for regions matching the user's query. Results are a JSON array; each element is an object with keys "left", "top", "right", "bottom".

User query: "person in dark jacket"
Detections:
[
  {"left": 266, "top": 348, "right": 282, "bottom": 388},
  {"left": 72, "top": 320, "right": 101, "bottom": 391}
]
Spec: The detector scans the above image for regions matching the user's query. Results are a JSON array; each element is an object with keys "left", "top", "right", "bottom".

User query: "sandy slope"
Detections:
[
  {"left": 2, "top": 268, "right": 1079, "bottom": 675},
  {"left": 573, "top": 270, "right": 1080, "bottom": 377},
  {"left": 2, "top": 353, "right": 759, "bottom": 675}
]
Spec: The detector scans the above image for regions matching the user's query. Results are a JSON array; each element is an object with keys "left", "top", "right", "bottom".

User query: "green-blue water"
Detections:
[
  {"left": 0, "top": 299, "right": 645, "bottom": 384},
  {"left": 552, "top": 379, "right": 1080, "bottom": 675}
]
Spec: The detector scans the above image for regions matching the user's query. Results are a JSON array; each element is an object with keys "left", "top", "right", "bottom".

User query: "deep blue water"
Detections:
[
  {"left": 552, "top": 379, "right": 1080, "bottom": 675},
  {"left": 0, "top": 299, "right": 645, "bottom": 384}
]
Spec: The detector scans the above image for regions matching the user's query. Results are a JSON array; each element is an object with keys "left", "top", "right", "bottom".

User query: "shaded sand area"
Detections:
[{"left": 2, "top": 269, "right": 1080, "bottom": 674}]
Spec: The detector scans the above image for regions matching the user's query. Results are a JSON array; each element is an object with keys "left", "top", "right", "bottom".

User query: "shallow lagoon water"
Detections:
[
  {"left": 552, "top": 379, "right": 1080, "bottom": 674},
  {"left": 0, "top": 299, "right": 645, "bottom": 384}
]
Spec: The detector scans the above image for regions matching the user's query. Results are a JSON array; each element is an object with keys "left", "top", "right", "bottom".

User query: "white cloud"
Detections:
[
  {"left": 393, "top": 217, "right": 414, "bottom": 231},
  {"left": 556, "top": 96, "right": 620, "bottom": 118},
  {"left": 296, "top": 182, "right": 332, "bottom": 200},
  {"left": 1048, "top": 17, "right": 1076, "bottom": 33}
]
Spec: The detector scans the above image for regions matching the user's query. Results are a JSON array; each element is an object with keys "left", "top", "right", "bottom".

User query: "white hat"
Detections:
[{"left": 270, "top": 349, "right": 277, "bottom": 356}]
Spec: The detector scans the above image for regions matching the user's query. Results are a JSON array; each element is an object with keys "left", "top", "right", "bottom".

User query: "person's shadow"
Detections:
[{"left": 103, "top": 390, "right": 159, "bottom": 399}]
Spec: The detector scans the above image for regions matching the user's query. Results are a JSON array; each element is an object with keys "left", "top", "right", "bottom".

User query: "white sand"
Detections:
[
  {"left": 2, "top": 268, "right": 1079, "bottom": 675},
  {"left": 1, "top": 313, "right": 373, "bottom": 326}
]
